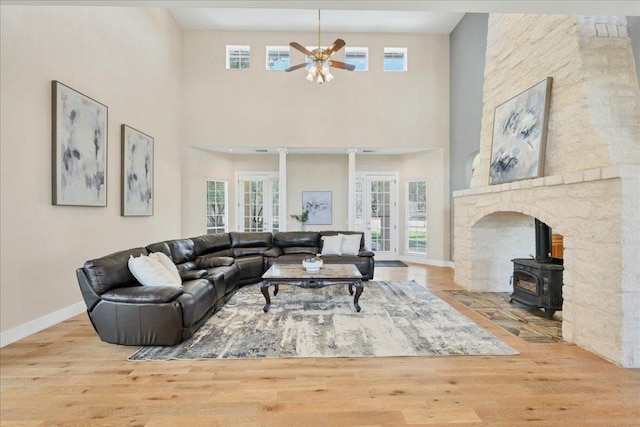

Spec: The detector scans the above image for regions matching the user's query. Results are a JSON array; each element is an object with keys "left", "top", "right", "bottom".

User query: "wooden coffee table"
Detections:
[{"left": 261, "top": 264, "right": 364, "bottom": 313}]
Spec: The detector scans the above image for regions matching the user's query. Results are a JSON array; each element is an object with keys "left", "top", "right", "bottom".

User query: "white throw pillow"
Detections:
[
  {"left": 128, "top": 254, "right": 181, "bottom": 287},
  {"left": 340, "top": 234, "right": 361, "bottom": 256},
  {"left": 320, "top": 235, "right": 343, "bottom": 256},
  {"left": 149, "top": 251, "right": 181, "bottom": 283}
]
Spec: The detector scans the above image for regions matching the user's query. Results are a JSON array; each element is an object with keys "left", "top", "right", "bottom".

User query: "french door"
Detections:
[
  {"left": 237, "top": 173, "right": 279, "bottom": 232},
  {"left": 356, "top": 174, "right": 398, "bottom": 258}
]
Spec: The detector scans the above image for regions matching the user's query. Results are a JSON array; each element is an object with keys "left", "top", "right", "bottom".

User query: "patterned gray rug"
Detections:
[{"left": 129, "top": 281, "right": 518, "bottom": 360}]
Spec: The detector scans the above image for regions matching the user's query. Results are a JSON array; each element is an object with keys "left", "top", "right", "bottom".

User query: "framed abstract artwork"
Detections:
[
  {"left": 52, "top": 80, "right": 108, "bottom": 206},
  {"left": 121, "top": 125, "right": 154, "bottom": 216},
  {"left": 489, "top": 77, "right": 553, "bottom": 185},
  {"left": 303, "top": 191, "right": 332, "bottom": 225}
]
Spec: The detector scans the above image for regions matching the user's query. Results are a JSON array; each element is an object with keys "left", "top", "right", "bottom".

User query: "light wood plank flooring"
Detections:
[{"left": 2, "top": 264, "right": 639, "bottom": 426}]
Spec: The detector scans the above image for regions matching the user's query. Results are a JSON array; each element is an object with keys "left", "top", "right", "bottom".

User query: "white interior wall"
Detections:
[
  {"left": 1, "top": 6, "right": 453, "bottom": 341},
  {"left": 180, "top": 28, "right": 451, "bottom": 260},
  {"left": 183, "top": 148, "right": 236, "bottom": 237},
  {"left": 0, "top": 6, "right": 183, "bottom": 336},
  {"left": 181, "top": 30, "right": 449, "bottom": 151}
]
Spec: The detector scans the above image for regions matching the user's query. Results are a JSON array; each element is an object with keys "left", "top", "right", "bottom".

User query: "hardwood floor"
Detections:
[{"left": 2, "top": 264, "right": 639, "bottom": 426}]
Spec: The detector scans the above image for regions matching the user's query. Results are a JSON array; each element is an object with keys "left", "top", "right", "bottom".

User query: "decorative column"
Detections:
[
  {"left": 347, "top": 149, "right": 357, "bottom": 230},
  {"left": 278, "top": 148, "right": 287, "bottom": 231}
]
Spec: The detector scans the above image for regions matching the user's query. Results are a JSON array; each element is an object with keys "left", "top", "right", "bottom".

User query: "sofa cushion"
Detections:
[
  {"left": 101, "top": 286, "right": 183, "bottom": 304},
  {"left": 282, "top": 246, "right": 318, "bottom": 255},
  {"left": 274, "top": 253, "right": 310, "bottom": 264},
  {"left": 234, "top": 255, "right": 265, "bottom": 280},
  {"left": 146, "top": 239, "right": 195, "bottom": 264},
  {"left": 191, "top": 233, "right": 232, "bottom": 256},
  {"left": 340, "top": 233, "right": 361, "bottom": 256},
  {"left": 203, "top": 248, "right": 234, "bottom": 258},
  {"left": 320, "top": 235, "right": 343, "bottom": 256},
  {"left": 320, "top": 231, "right": 364, "bottom": 249},
  {"left": 197, "top": 255, "right": 235, "bottom": 268},
  {"left": 144, "top": 241, "right": 171, "bottom": 258},
  {"left": 83, "top": 247, "right": 148, "bottom": 294},
  {"left": 263, "top": 247, "right": 282, "bottom": 257},
  {"left": 273, "top": 231, "right": 320, "bottom": 248},
  {"left": 128, "top": 254, "right": 182, "bottom": 288},
  {"left": 179, "top": 269, "right": 208, "bottom": 280},
  {"left": 167, "top": 239, "right": 195, "bottom": 264},
  {"left": 230, "top": 232, "right": 273, "bottom": 248},
  {"left": 233, "top": 247, "right": 269, "bottom": 257},
  {"left": 149, "top": 252, "right": 181, "bottom": 283},
  {"left": 176, "top": 261, "right": 199, "bottom": 273},
  {"left": 178, "top": 279, "right": 217, "bottom": 327}
]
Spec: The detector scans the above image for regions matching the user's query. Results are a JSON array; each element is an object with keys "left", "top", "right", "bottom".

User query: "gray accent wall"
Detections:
[{"left": 449, "top": 13, "right": 488, "bottom": 258}]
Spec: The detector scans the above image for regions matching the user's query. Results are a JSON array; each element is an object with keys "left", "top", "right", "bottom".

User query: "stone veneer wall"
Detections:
[{"left": 454, "top": 14, "right": 640, "bottom": 368}]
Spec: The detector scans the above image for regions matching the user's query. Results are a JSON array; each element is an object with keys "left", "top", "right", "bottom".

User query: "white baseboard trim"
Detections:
[
  {"left": 0, "top": 302, "right": 86, "bottom": 348},
  {"left": 400, "top": 255, "right": 455, "bottom": 268}
]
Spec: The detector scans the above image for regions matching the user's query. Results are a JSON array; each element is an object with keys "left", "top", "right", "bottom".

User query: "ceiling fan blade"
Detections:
[
  {"left": 290, "top": 42, "right": 313, "bottom": 57},
  {"left": 325, "top": 39, "right": 346, "bottom": 56},
  {"left": 328, "top": 60, "right": 356, "bottom": 71},
  {"left": 284, "top": 63, "right": 308, "bottom": 72}
]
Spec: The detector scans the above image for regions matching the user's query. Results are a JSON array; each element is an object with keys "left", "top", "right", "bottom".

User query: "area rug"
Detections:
[
  {"left": 129, "top": 281, "right": 518, "bottom": 361},
  {"left": 443, "top": 290, "right": 563, "bottom": 343},
  {"left": 376, "top": 260, "right": 408, "bottom": 267}
]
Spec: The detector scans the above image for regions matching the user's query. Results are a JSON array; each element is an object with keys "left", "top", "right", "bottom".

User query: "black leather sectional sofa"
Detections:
[{"left": 76, "top": 231, "right": 374, "bottom": 346}]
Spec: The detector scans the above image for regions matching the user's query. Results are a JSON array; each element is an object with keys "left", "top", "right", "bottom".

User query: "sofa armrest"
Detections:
[
  {"left": 263, "top": 247, "right": 283, "bottom": 257},
  {"left": 358, "top": 249, "right": 375, "bottom": 257},
  {"left": 196, "top": 255, "right": 234, "bottom": 268},
  {"left": 101, "top": 286, "right": 183, "bottom": 304},
  {"left": 180, "top": 269, "right": 208, "bottom": 280}
]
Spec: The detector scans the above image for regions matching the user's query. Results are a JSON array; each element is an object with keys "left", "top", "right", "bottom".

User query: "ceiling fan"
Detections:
[{"left": 285, "top": 9, "right": 356, "bottom": 83}]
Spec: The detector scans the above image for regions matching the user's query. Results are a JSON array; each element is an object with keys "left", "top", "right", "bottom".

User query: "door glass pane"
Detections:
[
  {"left": 243, "top": 180, "right": 264, "bottom": 232},
  {"left": 207, "top": 180, "right": 227, "bottom": 234},
  {"left": 271, "top": 180, "right": 279, "bottom": 232},
  {"left": 355, "top": 179, "right": 364, "bottom": 232},
  {"left": 407, "top": 180, "right": 427, "bottom": 253},
  {"left": 369, "top": 179, "right": 391, "bottom": 252}
]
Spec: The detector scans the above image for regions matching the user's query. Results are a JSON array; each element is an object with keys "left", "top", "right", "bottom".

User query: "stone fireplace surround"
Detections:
[{"left": 453, "top": 14, "right": 639, "bottom": 367}]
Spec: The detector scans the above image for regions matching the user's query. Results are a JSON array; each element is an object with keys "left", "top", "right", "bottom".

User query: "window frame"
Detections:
[
  {"left": 206, "top": 179, "right": 228, "bottom": 235},
  {"left": 405, "top": 180, "right": 427, "bottom": 255},
  {"left": 383, "top": 47, "right": 408, "bottom": 72},
  {"left": 226, "top": 45, "right": 251, "bottom": 70},
  {"left": 265, "top": 45, "right": 290, "bottom": 70},
  {"left": 236, "top": 172, "right": 279, "bottom": 233},
  {"left": 345, "top": 47, "right": 369, "bottom": 71}
]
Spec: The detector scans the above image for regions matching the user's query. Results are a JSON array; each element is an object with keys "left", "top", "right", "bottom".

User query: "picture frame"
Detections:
[
  {"left": 302, "top": 191, "right": 332, "bottom": 225},
  {"left": 489, "top": 77, "right": 553, "bottom": 185},
  {"left": 52, "top": 80, "right": 108, "bottom": 206},
  {"left": 121, "top": 125, "right": 154, "bottom": 216}
]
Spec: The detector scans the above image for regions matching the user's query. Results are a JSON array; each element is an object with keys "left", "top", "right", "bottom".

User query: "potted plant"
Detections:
[{"left": 290, "top": 209, "right": 309, "bottom": 231}]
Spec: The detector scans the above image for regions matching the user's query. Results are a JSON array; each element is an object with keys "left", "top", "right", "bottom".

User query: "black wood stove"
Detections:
[{"left": 511, "top": 219, "right": 564, "bottom": 319}]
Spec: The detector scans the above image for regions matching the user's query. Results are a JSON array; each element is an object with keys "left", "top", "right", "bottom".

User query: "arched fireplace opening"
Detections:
[
  {"left": 469, "top": 211, "right": 565, "bottom": 319},
  {"left": 510, "top": 219, "right": 564, "bottom": 319}
]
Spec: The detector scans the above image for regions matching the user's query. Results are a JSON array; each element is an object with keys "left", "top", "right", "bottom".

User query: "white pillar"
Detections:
[
  {"left": 278, "top": 148, "right": 288, "bottom": 231},
  {"left": 347, "top": 149, "right": 357, "bottom": 230}
]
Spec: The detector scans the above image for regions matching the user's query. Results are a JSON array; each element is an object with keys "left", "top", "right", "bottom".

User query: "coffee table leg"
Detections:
[
  {"left": 348, "top": 283, "right": 354, "bottom": 295},
  {"left": 261, "top": 282, "right": 271, "bottom": 313},
  {"left": 353, "top": 280, "right": 364, "bottom": 312}
]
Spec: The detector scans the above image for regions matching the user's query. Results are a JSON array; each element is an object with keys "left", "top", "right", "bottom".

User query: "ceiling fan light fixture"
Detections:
[{"left": 284, "top": 9, "right": 355, "bottom": 84}]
